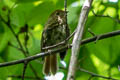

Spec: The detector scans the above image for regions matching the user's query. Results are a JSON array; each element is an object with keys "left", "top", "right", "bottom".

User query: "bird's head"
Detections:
[{"left": 48, "top": 10, "right": 67, "bottom": 25}]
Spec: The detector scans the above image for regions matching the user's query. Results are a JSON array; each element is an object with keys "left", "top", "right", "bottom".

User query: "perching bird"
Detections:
[{"left": 41, "top": 10, "right": 70, "bottom": 75}]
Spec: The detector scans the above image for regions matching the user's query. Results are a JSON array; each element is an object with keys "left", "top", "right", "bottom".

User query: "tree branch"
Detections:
[
  {"left": 81, "top": 30, "right": 120, "bottom": 45},
  {"left": 67, "top": 0, "right": 93, "bottom": 80},
  {"left": 0, "top": 30, "right": 120, "bottom": 67}
]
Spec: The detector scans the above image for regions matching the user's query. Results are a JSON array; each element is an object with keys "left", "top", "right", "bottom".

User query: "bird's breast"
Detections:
[
  {"left": 51, "top": 25, "right": 66, "bottom": 44},
  {"left": 43, "top": 24, "right": 67, "bottom": 46}
]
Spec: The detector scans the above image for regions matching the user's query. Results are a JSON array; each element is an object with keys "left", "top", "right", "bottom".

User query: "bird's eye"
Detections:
[{"left": 56, "top": 12, "right": 60, "bottom": 15}]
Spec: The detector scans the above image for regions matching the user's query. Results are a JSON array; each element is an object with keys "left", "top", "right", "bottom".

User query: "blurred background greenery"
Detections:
[{"left": 0, "top": 0, "right": 120, "bottom": 80}]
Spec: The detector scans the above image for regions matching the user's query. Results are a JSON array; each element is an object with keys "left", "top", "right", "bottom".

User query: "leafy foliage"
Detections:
[{"left": 0, "top": 0, "right": 120, "bottom": 80}]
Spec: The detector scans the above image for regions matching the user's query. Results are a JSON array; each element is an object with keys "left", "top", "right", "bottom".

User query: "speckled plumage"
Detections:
[{"left": 41, "top": 10, "right": 70, "bottom": 75}]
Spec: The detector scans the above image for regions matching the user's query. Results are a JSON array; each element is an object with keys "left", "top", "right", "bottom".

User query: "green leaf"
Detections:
[
  {"left": 0, "top": 23, "right": 10, "bottom": 53},
  {"left": 27, "top": 2, "right": 57, "bottom": 26},
  {"left": 10, "top": 7, "right": 25, "bottom": 27}
]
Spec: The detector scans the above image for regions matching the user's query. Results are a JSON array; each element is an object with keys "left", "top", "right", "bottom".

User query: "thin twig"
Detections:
[
  {"left": 42, "top": 30, "right": 76, "bottom": 50},
  {"left": 66, "top": 29, "right": 76, "bottom": 41},
  {"left": 88, "top": 75, "right": 94, "bottom": 80},
  {"left": 24, "top": 24, "right": 29, "bottom": 54},
  {"left": 8, "top": 42, "right": 22, "bottom": 51},
  {"left": 79, "top": 68, "right": 118, "bottom": 80},
  {"left": 94, "top": 35, "right": 101, "bottom": 44},
  {"left": 9, "top": 26, "right": 27, "bottom": 55},
  {"left": 0, "top": 14, "right": 7, "bottom": 24},
  {"left": 92, "top": 10, "right": 120, "bottom": 23},
  {"left": 88, "top": 28, "right": 95, "bottom": 36},
  {"left": 22, "top": 61, "right": 28, "bottom": 80},
  {"left": 29, "top": 64, "right": 41, "bottom": 79},
  {"left": 8, "top": 75, "right": 39, "bottom": 80}
]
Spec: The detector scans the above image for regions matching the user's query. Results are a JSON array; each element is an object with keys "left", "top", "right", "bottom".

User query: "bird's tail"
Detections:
[
  {"left": 43, "top": 56, "right": 50, "bottom": 75},
  {"left": 43, "top": 54, "right": 57, "bottom": 75},
  {"left": 50, "top": 54, "right": 57, "bottom": 75}
]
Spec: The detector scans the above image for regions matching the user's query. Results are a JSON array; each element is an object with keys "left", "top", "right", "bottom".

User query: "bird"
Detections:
[{"left": 41, "top": 10, "right": 70, "bottom": 75}]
